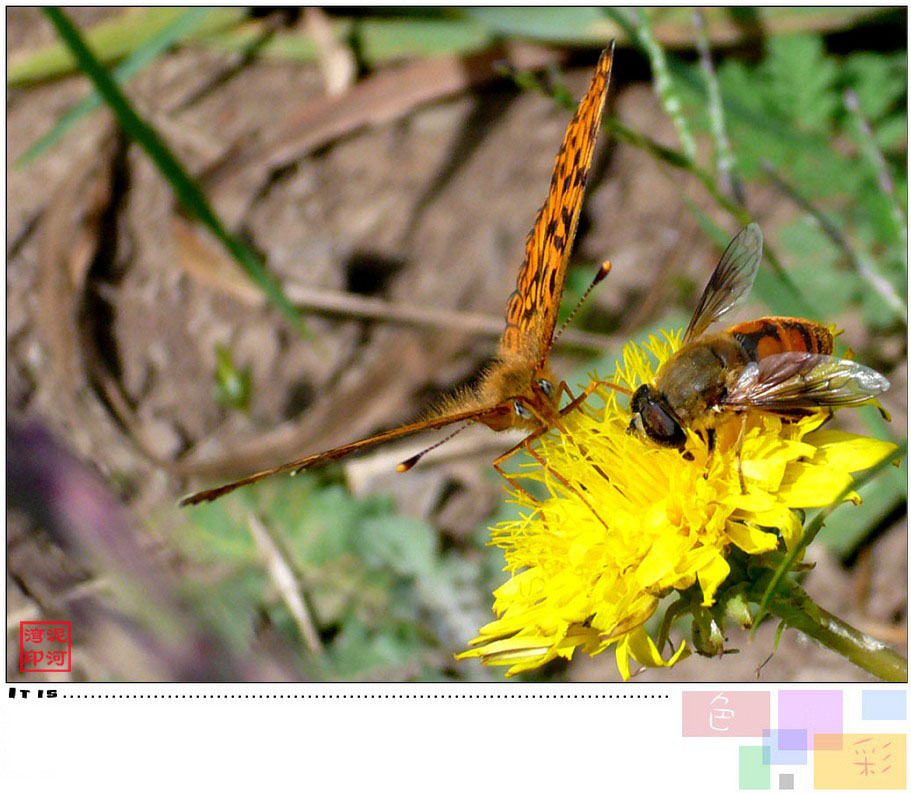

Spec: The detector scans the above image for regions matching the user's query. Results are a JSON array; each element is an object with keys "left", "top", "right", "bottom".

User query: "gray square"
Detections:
[{"left": 779, "top": 773, "right": 794, "bottom": 790}]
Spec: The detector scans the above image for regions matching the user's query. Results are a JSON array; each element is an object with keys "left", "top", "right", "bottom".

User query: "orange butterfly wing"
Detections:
[
  {"left": 500, "top": 45, "right": 614, "bottom": 364},
  {"left": 181, "top": 48, "right": 615, "bottom": 506}
]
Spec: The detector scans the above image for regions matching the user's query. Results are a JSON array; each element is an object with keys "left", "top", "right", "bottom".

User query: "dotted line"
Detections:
[{"left": 61, "top": 693, "right": 669, "bottom": 699}]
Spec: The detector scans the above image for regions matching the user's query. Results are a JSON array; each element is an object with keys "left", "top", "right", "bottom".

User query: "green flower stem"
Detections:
[{"left": 764, "top": 580, "right": 907, "bottom": 682}]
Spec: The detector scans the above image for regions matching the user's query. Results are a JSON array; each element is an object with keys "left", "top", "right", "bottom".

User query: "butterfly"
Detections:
[{"left": 181, "top": 44, "right": 615, "bottom": 506}]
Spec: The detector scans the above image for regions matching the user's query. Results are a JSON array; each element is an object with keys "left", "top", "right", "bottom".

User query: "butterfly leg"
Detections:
[
  {"left": 492, "top": 428, "right": 549, "bottom": 504},
  {"left": 557, "top": 381, "right": 592, "bottom": 417},
  {"left": 519, "top": 438, "right": 610, "bottom": 532},
  {"left": 567, "top": 378, "right": 634, "bottom": 424},
  {"left": 554, "top": 380, "right": 577, "bottom": 407},
  {"left": 550, "top": 378, "right": 632, "bottom": 424},
  {"left": 511, "top": 395, "right": 610, "bottom": 530}
]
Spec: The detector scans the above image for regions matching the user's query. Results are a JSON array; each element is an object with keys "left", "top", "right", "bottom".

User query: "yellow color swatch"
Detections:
[{"left": 815, "top": 734, "right": 906, "bottom": 790}]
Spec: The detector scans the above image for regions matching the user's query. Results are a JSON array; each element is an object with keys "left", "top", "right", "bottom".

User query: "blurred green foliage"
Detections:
[
  {"left": 678, "top": 33, "right": 906, "bottom": 328},
  {"left": 179, "top": 475, "right": 499, "bottom": 680}
]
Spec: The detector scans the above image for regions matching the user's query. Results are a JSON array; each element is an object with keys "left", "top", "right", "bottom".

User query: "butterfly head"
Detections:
[
  {"left": 510, "top": 374, "right": 559, "bottom": 424},
  {"left": 477, "top": 359, "right": 561, "bottom": 432}
]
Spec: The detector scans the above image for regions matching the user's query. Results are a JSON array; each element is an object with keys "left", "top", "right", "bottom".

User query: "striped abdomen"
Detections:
[{"left": 729, "top": 317, "right": 833, "bottom": 361}]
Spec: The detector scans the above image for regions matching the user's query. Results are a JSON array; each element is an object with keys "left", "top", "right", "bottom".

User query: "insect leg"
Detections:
[
  {"left": 734, "top": 415, "right": 748, "bottom": 494},
  {"left": 557, "top": 382, "right": 593, "bottom": 417},
  {"left": 493, "top": 402, "right": 609, "bottom": 531},
  {"left": 585, "top": 379, "right": 633, "bottom": 399},
  {"left": 492, "top": 428, "right": 549, "bottom": 504},
  {"left": 519, "top": 437, "right": 610, "bottom": 532},
  {"left": 554, "top": 380, "right": 576, "bottom": 405},
  {"left": 702, "top": 428, "right": 717, "bottom": 481}
]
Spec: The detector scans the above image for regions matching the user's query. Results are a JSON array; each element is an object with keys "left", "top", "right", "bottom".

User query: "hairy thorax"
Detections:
[{"left": 655, "top": 334, "right": 750, "bottom": 425}]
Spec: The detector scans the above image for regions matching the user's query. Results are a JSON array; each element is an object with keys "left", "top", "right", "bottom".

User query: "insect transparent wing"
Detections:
[
  {"left": 684, "top": 224, "right": 764, "bottom": 343},
  {"left": 723, "top": 352, "right": 889, "bottom": 411}
]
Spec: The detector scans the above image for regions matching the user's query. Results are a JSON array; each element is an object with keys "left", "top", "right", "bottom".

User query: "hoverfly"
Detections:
[{"left": 627, "top": 224, "right": 890, "bottom": 482}]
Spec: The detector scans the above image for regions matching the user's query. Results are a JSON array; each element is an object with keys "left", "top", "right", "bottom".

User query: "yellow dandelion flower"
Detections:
[{"left": 459, "top": 331, "right": 896, "bottom": 679}]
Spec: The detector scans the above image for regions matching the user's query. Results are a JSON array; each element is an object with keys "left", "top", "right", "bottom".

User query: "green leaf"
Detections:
[
  {"left": 180, "top": 500, "right": 255, "bottom": 561},
  {"left": 359, "top": 515, "right": 438, "bottom": 578},
  {"left": 761, "top": 34, "right": 837, "bottom": 130},
  {"left": 778, "top": 218, "right": 859, "bottom": 315},
  {"left": 357, "top": 18, "right": 491, "bottom": 61},
  {"left": 843, "top": 51, "right": 907, "bottom": 123},
  {"left": 197, "top": 17, "right": 492, "bottom": 65},
  {"left": 859, "top": 281, "right": 903, "bottom": 330},
  {"left": 874, "top": 114, "right": 908, "bottom": 153},
  {"left": 463, "top": 7, "right": 612, "bottom": 43},
  {"left": 325, "top": 614, "right": 423, "bottom": 677}
]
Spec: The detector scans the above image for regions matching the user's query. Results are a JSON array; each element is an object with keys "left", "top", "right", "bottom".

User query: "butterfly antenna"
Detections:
[
  {"left": 396, "top": 424, "right": 469, "bottom": 472},
  {"left": 549, "top": 259, "right": 612, "bottom": 352}
]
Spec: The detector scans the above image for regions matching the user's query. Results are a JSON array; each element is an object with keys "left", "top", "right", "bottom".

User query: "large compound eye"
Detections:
[
  {"left": 641, "top": 402, "right": 681, "bottom": 442},
  {"left": 629, "top": 385, "right": 686, "bottom": 448},
  {"left": 514, "top": 400, "right": 532, "bottom": 419},
  {"left": 536, "top": 378, "right": 554, "bottom": 398}
]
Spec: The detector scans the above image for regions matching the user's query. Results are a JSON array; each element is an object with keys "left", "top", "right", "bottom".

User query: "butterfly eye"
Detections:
[
  {"left": 536, "top": 379, "right": 554, "bottom": 397},
  {"left": 514, "top": 400, "right": 532, "bottom": 419}
]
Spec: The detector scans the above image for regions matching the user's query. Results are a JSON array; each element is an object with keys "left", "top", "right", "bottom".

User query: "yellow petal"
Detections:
[
  {"left": 777, "top": 463, "right": 854, "bottom": 507},
  {"left": 637, "top": 531, "right": 690, "bottom": 588},
  {"left": 808, "top": 431, "right": 898, "bottom": 473},
  {"left": 616, "top": 627, "right": 690, "bottom": 680},
  {"left": 696, "top": 552, "right": 730, "bottom": 606},
  {"left": 725, "top": 521, "right": 779, "bottom": 554}
]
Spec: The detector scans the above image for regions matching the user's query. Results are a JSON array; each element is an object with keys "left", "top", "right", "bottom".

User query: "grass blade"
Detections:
[
  {"left": 18, "top": 7, "right": 213, "bottom": 167},
  {"left": 9, "top": 7, "right": 246, "bottom": 86},
  {"left": 43, "top": 7, "right": 308, "bottom": 337}
]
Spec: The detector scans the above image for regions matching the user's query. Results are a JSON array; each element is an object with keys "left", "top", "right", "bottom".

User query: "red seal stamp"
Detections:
[{"left": 20, "top": 621, "right": 71, "bottom": 673}]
